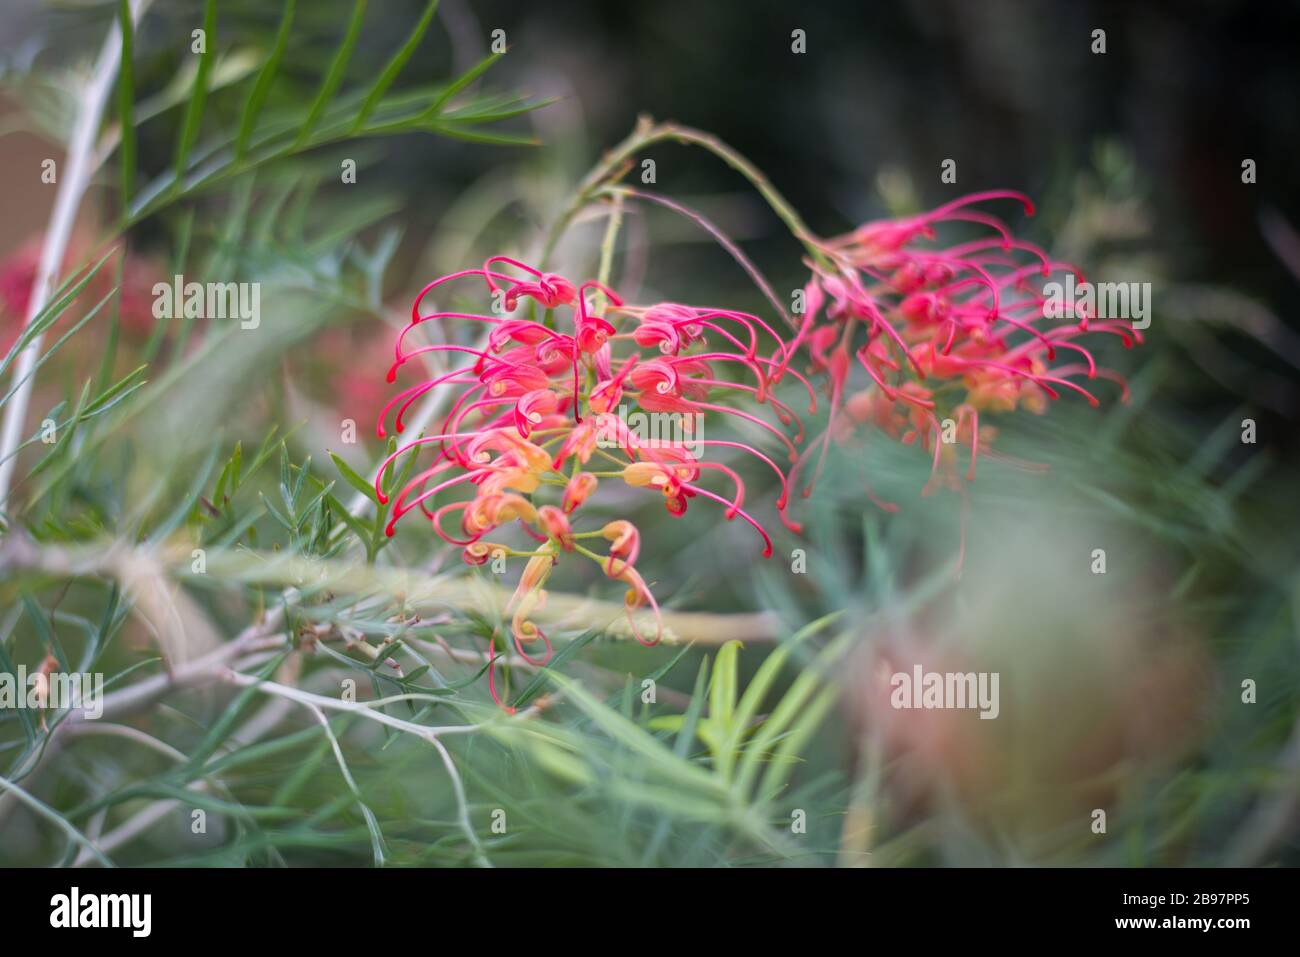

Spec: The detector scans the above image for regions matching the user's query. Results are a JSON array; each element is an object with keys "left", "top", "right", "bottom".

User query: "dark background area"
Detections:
[{"left": 483, "top": 0, "right": 1300, "bottom": 299}]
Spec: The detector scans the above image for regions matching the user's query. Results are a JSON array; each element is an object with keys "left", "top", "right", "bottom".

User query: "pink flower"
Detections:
[
  {"left": 376, "top": 257, "right": 802, "bottom": 709},
  {"left": 789, "top": 191, "right": 1141, "bottom": 519}
]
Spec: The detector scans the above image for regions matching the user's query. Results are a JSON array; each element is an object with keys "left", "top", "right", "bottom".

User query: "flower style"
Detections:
[
  {"left": 375, "top": 257, "right": 803, "bottom": 711},
  {"left": 787, "top": 190, "right": 1142, "bottom": 509}
]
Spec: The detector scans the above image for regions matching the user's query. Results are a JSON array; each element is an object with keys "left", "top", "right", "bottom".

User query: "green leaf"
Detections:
[
  {"left": 421, "top": 51, "right": 502, "bottom": 120},
  {"left": 648, "top": 715, "right": 685, "bottom": 733},
  {"left": 82, "top": 364, "right": 148, "bottom": 417},
  {"left": 512, "top": 628, "right": 600, "bottom": 709},
  {"left": 675, "top": 659, "right": 710, "bottom": 758},
  {"left": 425, "top": 122, "right": 539, "bottom": 147},
  {"left": 235, "top": 0, "right": 295, "bottom": 159},
  {"left": 127, "top": 75, "right": 543, "bottom": 226},
  {"left": 248, "top": 425, "right": 283, "bottom": 477},
  {"left": 179, "top": 651, "right": 290, "bottom": 780},
  {"left": 229, "top": 439, "right": 243, "bottom": 489},
  {"left": 261, "top": 491, "right": 295, "bottom": 531},
  {"left": 0, "top": 642, "right": 37, "bottom": 748},
  {"left": 330, "top": 451, "right": 378, "bottom": 505},
  {"left": 354, "top": 0, "right": 439, "bottom": 131},
  {"left": 83, "top": 584, "right": 124, "bottom": 673},
  {"left": 20, "top": 380, "right": 89, "bottom": 479},
  {"left": 0, "top": 250, "right": 115, "bottom": 385},
  {"left": 212, "top": 440, "right": 241, "bottom": 505},
  {"left": 758, "top": 686, "right": 839, "bottom": 803},
  {"left": 0, "top": 774, "right": 112, "bottom": 867},
  {"left": 735, "top": 631, "right": 854, "bottom": 799},
  {"left": 174, "top": 0, "right": 217, "bottom": 184},
  {"left": 93, "top": 258, "right": 122, "bottom": 395},
  {"left": 325, "top": 492, "right": 372, "bottom": 545},
  {"left": 545, "top": 673, "right": 723, "bottom": 796},
  {"left": 720, "top": 611, "right": 841, "bottom": 781},
  {"left": 297, "top": 0, "right": 368, "bottom": 147},
  {"left": 0, "top": 290, "right": 115, "bottom": 410},
  {"left": 709, "top": 639, "right": 742, "bottom": 730},
  {"left": 21, "top": 595, "right": 69, "bottom": 672},
  {"left": 278, "top": 443, "right": 293, "bottom": 512},
  {"left": 150, "top": 444, "right": 219, "bottom": 542},
  {"left": 116, "top": 0, "right": 136, "bottom": 209}
]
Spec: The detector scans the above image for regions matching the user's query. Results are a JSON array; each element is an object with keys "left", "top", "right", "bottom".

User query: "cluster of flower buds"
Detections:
[
  {"left": 786, "top": 190, "right": 1141, "bottom": 504},
  {"left": 376, "top": 257, "right": 808, "bottom": 710}
]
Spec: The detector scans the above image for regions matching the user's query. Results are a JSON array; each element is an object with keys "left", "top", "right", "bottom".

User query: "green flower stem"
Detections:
[
  {"left": 541, "top": 115, "right": 827, "bottom": 271},
  {"left": 594, "top": 188, "right": 625, "bottom": 314}
]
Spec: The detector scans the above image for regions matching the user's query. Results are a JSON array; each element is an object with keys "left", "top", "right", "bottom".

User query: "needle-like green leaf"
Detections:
[
  {"left": 235, "top": 0, "right": 295, "bottom": 160},
  {"left": 296, "top": 0, "right": 368, "bottom": 147},
  {"left": 116, "top": 0, "right": 136, "bottom": 210},
  {"left": 353, "top": 0, "right": 439, "bottom": 131},
  {"left": 173, "top": 0, "right": 217, "bottom": 184}
]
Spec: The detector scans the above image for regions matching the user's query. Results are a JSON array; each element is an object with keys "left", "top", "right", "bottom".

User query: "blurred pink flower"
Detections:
[
  {"left": 788, "top": 191, "right": 1142, "bottom": 532},
  {"left": 0, "top": 234, "right": 162, "bottom": 352}
]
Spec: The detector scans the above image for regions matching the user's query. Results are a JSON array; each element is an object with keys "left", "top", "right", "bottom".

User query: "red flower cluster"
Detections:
[
  {"left": 377, "top": 194, "right": 1141, "bottom": 709},
  {"left": 786, "top": 191, "right": 1141, "bottom": 504},
  {"left": 376, "top": 257, "right": 805, "bottom": 710}
]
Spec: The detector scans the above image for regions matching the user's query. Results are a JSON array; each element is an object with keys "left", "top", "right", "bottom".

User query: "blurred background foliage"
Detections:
[{"left": 0, "top": 0, "right": 1297, "bottom": 867}]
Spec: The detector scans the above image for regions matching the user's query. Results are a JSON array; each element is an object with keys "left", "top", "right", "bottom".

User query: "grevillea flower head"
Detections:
[
  {"left": 787, "top": 190, "right": 1142, "bottom": 537},
  {"left": 377, "top": 256, "right": 803, "bottom": 710}
]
